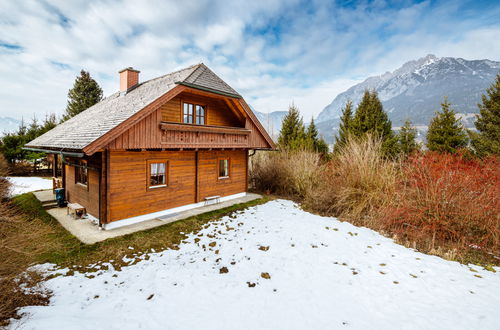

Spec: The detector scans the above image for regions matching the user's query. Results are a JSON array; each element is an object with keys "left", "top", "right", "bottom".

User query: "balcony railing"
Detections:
[{"left": 159, "top": 122, "right": 251, "bottom": 148}]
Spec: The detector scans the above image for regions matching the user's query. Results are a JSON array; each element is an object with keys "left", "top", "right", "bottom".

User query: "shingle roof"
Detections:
[{"left": 25, "top": 63, "right": 241, "bottom": 151}]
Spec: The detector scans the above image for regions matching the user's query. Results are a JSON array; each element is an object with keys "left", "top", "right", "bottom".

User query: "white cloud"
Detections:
[{"left": 0, "top": 0, "right": 499, "bottom": 122}]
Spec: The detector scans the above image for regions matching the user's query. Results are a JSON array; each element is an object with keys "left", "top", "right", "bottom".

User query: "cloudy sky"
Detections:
[{"left": 1, "top": 0, "right": 499, "bottom": 121}]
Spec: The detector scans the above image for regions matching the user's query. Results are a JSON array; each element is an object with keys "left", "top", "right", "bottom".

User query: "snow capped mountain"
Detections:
[
  {"left": 0, "top": 116, "right": 21, "bottom": 135},
  {"left": 316, "top": 55, "right": 500, "bottom": 142}
]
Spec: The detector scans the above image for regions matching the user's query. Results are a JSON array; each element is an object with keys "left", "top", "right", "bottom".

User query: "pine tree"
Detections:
[
  {"left": 470, "top": 74, "right": 500, "bottom": 156},
  {"left": 350, "top": 90, "right": 397, "bottom": 156},
  {"left": 63, "top": 70, "right": 103, "bottom": 121},
  {"left": 426, "top": 97, "right": 468, "bottom": 153},
  {"left": 334, "top": 100, "right": 353, "bottom": 152},
  {"left": 351, "top": 90, "right": 393, "bottom": 139},
  {"left": 305, "top": 118, "right": 319, "bottom": 150},
  {"left": 278, "top": 104, "right": 306, "bottom": 150},
  {"left": 398, "top": 119, "right": 420, "bottom": 155}
]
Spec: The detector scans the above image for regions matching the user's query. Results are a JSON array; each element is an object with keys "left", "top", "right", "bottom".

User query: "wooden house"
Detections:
[{"left": 25, "top": 64, "right": 275, "bottom": 229}]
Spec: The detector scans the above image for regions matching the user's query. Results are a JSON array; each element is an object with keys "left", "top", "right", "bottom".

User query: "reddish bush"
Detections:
[{"left": 379, "top": 152, "right": 499, "bottom": 257}]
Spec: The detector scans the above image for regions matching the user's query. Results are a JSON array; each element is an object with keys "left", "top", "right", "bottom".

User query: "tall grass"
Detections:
[
  {"left": 304, "top": 136, "right": 398, "bottom": 221},
  {"left": 250, "top": 150, "right": 322, "bottom": 198}
]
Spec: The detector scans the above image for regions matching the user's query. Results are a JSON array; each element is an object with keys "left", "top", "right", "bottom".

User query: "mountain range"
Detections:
[
  {"left": 0, "top": 116, "right": 21, "bottom": 135},
  {"left": 255, "top": 55, "right": 499, "bottom": 143}
]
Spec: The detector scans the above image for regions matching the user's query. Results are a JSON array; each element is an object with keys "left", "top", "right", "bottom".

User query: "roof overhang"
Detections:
[
  {"left": 23, "top": 147, "right": 85, "bottom": 158},
  {"left": 175, "top": 81, "right": 242, "bottom": 99}
]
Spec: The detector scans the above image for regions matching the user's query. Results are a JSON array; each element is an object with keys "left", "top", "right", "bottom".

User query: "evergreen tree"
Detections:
[
  {"left": 470, "top": 74, "right": 500, "bottom": 156},
  {"left": 278, "top": 104, "right": 306, "bottom": 150},
  {"left": 63, "top": 70, "right": 103, "bottom": 121},
  {"left": 305, "top": 118, "right": 319, "bottom": 149},
  {"left": 350, "top": 90, "right": 397, "bottom": 156},
  {"left": 426, "top": 97, "right": 468, "bottom": 153},
  {"left": 398, "top": 119, "right": 420, "bottom": 155},
  {"left": 334, "top": 100, "right": 353, "bottom": 152},
  {"left": 351, "top": 90, "right": 393, "bottom": 138}
]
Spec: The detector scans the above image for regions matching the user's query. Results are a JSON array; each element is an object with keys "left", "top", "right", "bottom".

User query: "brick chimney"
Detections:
[{"left": 119, "top": 67, "right": 140, "bottom": 92}]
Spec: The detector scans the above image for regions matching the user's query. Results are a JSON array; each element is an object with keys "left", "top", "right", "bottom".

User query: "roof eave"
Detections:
[{"left": 175, "top": 82, "right": 241, "bottom": 99}]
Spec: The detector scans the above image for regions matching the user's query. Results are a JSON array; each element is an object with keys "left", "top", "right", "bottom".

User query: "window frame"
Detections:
[
  {"left": 182, "top": 101, "right": 206, "bottom": 125},
  {"left": 147, "top": 160, "right": 169, "bottom": 190},
  {"left": 75, "top": 159, "right": 88, "bottom": 188},
  {"left": 217, "top": 158, "right": 230, "bottom": 180}
]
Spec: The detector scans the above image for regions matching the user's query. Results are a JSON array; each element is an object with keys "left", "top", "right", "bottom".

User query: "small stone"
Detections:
[
  {"left": 208, "top": 242, "right": 216, "bottom": 247},
  {"left": 258, "top": 246, "right": 269, "bottom": 251},
  {"left": 247, "top": 282, "right": 256, "bottom": 287},
  {"left": 219, "top": 267, "right": 229, "bottom": 274},
  {"left": 147, "top": 294, "right": 154, "bottom": 300},
  {"left": 261, "top": 272, "right": 271, "bottom": 279}
]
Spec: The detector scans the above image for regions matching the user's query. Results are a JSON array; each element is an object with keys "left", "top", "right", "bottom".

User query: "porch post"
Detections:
[{"left": 52, "top": 153, "right": 58, "bottom": 178}]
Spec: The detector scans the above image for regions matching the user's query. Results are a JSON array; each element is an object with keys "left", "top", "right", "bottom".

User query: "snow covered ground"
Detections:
[
  {"left": 7, "top": 176, "right": 52, "bottom": 196},
  {"left": 10, "top": 200, "right": 500, "bottom": 330}
]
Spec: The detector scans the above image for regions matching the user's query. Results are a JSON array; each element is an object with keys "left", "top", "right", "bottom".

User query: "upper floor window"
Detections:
[
  {"left": 75, "top": 160, "right": 88, "bottom": 186},
  {"left": 183, "top": 102, "right": 205, "bottom": 125}
]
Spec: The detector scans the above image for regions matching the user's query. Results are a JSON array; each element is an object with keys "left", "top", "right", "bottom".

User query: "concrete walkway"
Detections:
[{"left": 35, "top": 191, "right": 262, "bottom": 244}]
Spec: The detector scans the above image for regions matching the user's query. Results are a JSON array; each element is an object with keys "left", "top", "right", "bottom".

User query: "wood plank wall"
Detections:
[
  {"left": 198, "top": 150, "right": 247, "bottom": 201},
  {"left": 65, "top": 154, "right": 101, "bottom": 219},
  {"left": 106, "top": 91, "right": 272, "bottom": 150},
  {"left": 161, "top": 93, "right": 242, "bottom": 127},
  {"left": 106, "top": 149, "right": 247, "bottom": 223}
]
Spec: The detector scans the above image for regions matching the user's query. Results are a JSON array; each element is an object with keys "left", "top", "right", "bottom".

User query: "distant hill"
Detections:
[
  {"left": 316, "top": 54, "right": 500, "bottom": 143},
  {"left": 0, "top": 116, "right": 21, "bottom": 135}
]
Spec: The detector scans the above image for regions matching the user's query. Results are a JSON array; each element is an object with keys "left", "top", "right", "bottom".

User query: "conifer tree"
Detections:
[
  {"left": 470, "top": 74, "right": 500, "bottom": 156},
  {"left": 63, "top": 70, "right": 103, "bottom": 121},
  {"left": 305, "top": 118, "right": 319, "bottom": 149},
  {"left": 398, "top": 119, "right": 420, "bottom": 155},
  {"left": 334, "top": 100, "right": 353, "bottom": 152},
  {"left": 351, "top": 90, "right": 392, "bottom": 138},
  {"left": 426, "top": 97, "right": 468, "bottom": 153},
  {"left": 278, "top": 104, "right": 306, "bottom": 150},
  {"left": 350, "top": 90, "right": 397, "bottom": 156}
]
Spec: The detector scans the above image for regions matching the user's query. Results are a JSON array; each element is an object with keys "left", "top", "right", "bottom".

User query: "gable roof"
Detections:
[{"left": 26, "top": 64, "right": 274, "bottom": 153}]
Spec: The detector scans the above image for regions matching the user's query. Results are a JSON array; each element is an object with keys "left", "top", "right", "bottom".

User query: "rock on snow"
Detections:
[{"left": 10, "top": 200, "right": 500, "bottom": 330}]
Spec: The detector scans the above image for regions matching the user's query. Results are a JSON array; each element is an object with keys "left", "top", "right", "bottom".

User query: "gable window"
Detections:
[
  {"left": 75, "top": 160, "right": 88, "bottom": 186},
  {"left": 183, "top": 102, "right": 205, "bottom": 125},
  {"left": 148, "top": 161, "right": 167, "bottom": 188},
  {"left": 218, "top": 159, "right": 229, "bottom": 179}
]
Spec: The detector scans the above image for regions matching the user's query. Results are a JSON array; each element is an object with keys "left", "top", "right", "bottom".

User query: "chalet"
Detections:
[{"left": 25, "top": 64, "right": 275, "bottom": 229}]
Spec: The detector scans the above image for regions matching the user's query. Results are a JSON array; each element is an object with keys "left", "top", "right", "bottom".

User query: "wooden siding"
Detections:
[
  {"left": 198, "top": 150, "right": 247, "bottom": 201},
  {"left": 65, "top": 154, "right": 101, "bottom": 219},
  {"left": 107, "top": 150, "right": 196, "bottom": 222},
  {"left": 106, "top": 150, "right": 247, "bottom": 223},
  {"left": 161, "top": 93, "right": 242, "bottom": 127},
  {"left": 106, "top": 90, "right": 274, "bottom": 150}
]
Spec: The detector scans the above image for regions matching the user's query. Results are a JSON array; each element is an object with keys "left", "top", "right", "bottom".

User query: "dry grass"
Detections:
[
  {"left": 304, "top": 136, "right": 399, "bottom": 221},
  {"left": 250, "top": 150, "right": 322, "bottom": 198}
]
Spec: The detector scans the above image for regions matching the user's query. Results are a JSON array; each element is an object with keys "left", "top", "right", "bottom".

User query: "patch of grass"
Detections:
[{"left": 1, "top": 192, "right": 268, "bottom": 326}]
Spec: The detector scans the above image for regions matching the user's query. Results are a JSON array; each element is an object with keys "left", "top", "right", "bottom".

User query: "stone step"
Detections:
[{"left": 43, "top": 201, "right": 59, "bottom": 209}]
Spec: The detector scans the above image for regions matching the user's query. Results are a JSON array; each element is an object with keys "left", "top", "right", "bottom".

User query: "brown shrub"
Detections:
[{"left": 376, "top": 152, "right": 500, "bottom": 259}]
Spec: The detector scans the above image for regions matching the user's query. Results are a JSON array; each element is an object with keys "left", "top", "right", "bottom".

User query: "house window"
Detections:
[
  {"left": 218, "top": 159, "right": 229, "bottom": 179},
  {"left": 183, "top": 102, "right": 205, "bottom": 125},
  {"left": 149, "top": 161, "right": 167, "bottom": 188},
  {"left": 183, "top": 103, "right": 193, "bottom": 124},
  {"left": 195, "top": 105, "right": 205, "bottom": 125},
  {"left": 75, "top": 160, "right": 88, "bottom": 186}
]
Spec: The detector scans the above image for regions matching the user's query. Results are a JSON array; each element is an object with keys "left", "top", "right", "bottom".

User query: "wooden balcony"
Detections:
[{"left": 159, "top": 122, "right": 251, "bottom": 148}]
